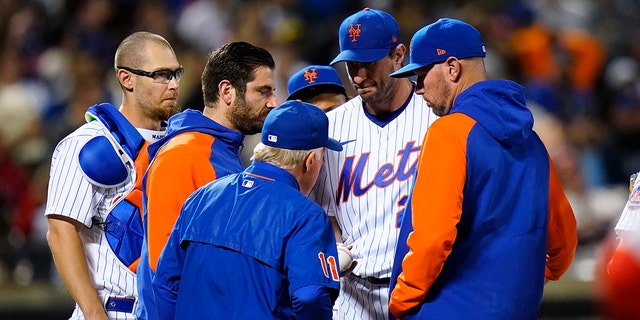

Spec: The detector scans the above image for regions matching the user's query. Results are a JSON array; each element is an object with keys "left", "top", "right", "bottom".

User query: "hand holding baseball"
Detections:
[{"left": 337, "top": 242, "right": 356, "bottom": 276}]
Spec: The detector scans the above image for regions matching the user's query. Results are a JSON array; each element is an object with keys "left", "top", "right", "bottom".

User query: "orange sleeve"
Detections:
[
  {"left": 390, "top": 115, "right": 473, "bottom": 318},
  {"left": 146, "top": 134, "right": 216, "bottom": 270},
  {"left": 127, "top": 141, "right": 149, "bottom": 211},
  {"left": 545, "top": 157, "right": 578, "bottom": 280},
  {"left": 125, "top": 141, "right": 151, "bottom": 272},
  {"left": 130, "top": 141, "right": 151, "bottom": 215}
]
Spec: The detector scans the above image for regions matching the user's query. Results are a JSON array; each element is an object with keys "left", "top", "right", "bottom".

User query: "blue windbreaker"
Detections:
[{"left": 152, "top": 161, "right": 340, "bottom": 319}]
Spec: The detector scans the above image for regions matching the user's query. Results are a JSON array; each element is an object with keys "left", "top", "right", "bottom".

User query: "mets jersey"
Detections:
[
  {"left": 615, "top": 172, "right": 640, "bottom": 234},
  {"left": 45, "top": 107, "right": 162, "bottom": 320},
  {"left": 152, "top": 161, "right": 340, "bottom": 319},
  {"left": 309, "top": 86, "right": 436, "bottom": 279}
]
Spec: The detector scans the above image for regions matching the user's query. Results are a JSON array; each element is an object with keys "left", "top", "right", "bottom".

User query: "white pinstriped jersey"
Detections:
[
  {"left": 615, "top": 172, "right": 640, "bottom": 234},
  {"left": 45, "top": 121, "right": 154, "bottom": 320},
  {"left": 309, "top": 90, "right": 437, "bottom": 279}
]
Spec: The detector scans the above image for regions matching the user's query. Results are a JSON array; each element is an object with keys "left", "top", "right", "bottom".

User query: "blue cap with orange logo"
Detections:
[
  {"left": 287, "top": 65, "right": 347, "bottom": 100},
  {"left": 331, "top": 8, "right": 401, "bottom": 65},
  {"left": 390, "top": 18, "right": 486, "bottom": 78}
]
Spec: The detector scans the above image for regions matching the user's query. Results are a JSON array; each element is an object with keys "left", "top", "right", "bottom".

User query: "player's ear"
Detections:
[
  {"left": 304, "top": 151, "right": 316, "bottom": 172},
  {"left": 117, "top": 69, "right": 134, "bottom": 92},
  {"left": 445, "top": 57, "right": 461, "bottom": 82},
  {"left": 304, "top": 150, "right": 316, "bottom": 173},
  {"left": 219, "top": 80, "right": 235, "bottom": 106},
  {"left": 391, "top": 44, "right": 406, "bottom": 65}
]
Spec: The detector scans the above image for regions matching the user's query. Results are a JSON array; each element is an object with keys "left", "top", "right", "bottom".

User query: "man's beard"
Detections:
[
  {"left": 147, "top": 103, "right": 180, "bottom": 122},
  {"left": 229, "top": 97, "right": 268, "bottom": 135},
  {"left": 361, "top": 77, "right": 395, "bottom": 106}
]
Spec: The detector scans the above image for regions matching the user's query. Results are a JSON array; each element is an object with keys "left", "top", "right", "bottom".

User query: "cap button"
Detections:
[{"left": 364, "top": 7, "right": 370, "bottom": 10}]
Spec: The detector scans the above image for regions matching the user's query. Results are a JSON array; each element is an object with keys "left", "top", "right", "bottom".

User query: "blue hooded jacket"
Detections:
[
  {"left": 389, "top": 80, "right": 577, "bottom": 319},
  {"left": 137, "top": 109, "right": 245, "bottom": 319}
]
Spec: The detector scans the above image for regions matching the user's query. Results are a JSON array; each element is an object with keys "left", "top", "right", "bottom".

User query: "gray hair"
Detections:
[{"left": 251, "top": 143, "right": 322, "bottom": 170}]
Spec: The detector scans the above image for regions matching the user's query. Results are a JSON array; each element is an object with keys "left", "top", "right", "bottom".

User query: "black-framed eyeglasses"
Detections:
[{"left": 117, "top": 66, "right": 184, "bottom": 84}]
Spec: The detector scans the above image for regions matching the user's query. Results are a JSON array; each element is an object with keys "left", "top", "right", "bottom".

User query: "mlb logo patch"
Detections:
[
  {"left": 268, "top": 135, "right": 278, "bottom": 143},
  {"left": 242, "top": 179, "right": 254, "bottom": 188}
]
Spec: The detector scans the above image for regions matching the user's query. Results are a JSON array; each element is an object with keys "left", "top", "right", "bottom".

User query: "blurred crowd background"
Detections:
[{"left": 0, "top": 0, "right": 639, "bottom": 317}]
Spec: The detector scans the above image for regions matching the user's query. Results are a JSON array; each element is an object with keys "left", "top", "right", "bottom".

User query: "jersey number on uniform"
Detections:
[{"left": 318, "top": 252, "right": 339, "bottom": 281}]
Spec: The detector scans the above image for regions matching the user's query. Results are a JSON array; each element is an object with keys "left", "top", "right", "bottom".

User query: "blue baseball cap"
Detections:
[
  {"left": 331, "top": 8, "right": 401, "bottom": 64},
  {"left": 261, "top": 100, "right": 342, "bottom": 151},
  {"left": 287, "top": 65, "right": 347, "bottom": 100},
  {"left": 390, "top": 18, "right": 486, "bottom": 78}
]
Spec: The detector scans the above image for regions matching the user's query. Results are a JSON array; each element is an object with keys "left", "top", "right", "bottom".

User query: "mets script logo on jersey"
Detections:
[
  {"left": 337, "top": 141, "right": 420, "bottom": 203},
  {"left": 304, "top": 68, "right": 318, "bottom": 84},
  {"left": 349, "top": 24, "right": 361, "bottom": 42}
]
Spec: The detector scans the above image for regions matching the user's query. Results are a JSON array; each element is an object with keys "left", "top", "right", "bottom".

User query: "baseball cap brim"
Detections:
[
  {"left": 390, "top": 62, "right": 427, "bottom": 78},
  {"left": 331, "top": 48, "right": 391, "bottom": 64},
  {"left": 327, "top": 137, "right": 342, "bottom": 151}
]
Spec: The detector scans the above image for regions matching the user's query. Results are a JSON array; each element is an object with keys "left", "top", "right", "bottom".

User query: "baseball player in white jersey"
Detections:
[
  {"left": 615, "top": 172, "right": 640, "bottom": 235},
  {"left": 45, "top": 32, "right": 182, "bottom": 320},
  {"left": 308, "top": 8, "right": 438, "bottom": 320}
]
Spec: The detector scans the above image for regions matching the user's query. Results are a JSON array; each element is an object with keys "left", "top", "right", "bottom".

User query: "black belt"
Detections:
[
  {"left": 105, "top": 297, "right": 135, "bottom": 313},
  {"left": 354, "top": 274, "right": 391, "bottom": 285}
]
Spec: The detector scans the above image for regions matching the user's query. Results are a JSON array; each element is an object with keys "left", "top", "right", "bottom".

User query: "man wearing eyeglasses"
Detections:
[
  {"left": 45, "top": 31, "right": 182, "bottom": 320},
  {"left": 136, "top": 41, "right": 278, "bottom": 319}
]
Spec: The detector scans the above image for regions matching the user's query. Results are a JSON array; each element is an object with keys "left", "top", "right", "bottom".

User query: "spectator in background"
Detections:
[
  {"left": 602, "top": 42, "right": 640, "bottom": 185},
  {"left": 287, "top": 64, "right": 348, "bottom": 112},
  {"left": 505, "top": 0, "right": 605, "bottom": 120}
]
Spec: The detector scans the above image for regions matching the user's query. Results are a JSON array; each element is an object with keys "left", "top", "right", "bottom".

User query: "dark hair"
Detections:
[
  {"left": 288, "top": 84, "right": 347, "bottom": 102},
  {"left": 201, "top": 41, "right": 275, "bottom": 104}
]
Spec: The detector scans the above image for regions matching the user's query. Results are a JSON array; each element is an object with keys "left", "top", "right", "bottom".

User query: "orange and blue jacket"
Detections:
[
  {"left": 389, "top": 80, "right": 577, "bottom": 319},
  {"left": 136, "top": 109, "right": 244, "bottom": 319}
]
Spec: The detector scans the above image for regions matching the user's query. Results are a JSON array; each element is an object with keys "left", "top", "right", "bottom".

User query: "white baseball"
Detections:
[{"left": 337, "top": 243, "right": 353, "bottom": 272}]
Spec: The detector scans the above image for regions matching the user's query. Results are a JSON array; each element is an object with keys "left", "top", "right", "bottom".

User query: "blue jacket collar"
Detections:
[
  {"left": 148, "top": 110, "right": 244, "bottom": 158},
  {"left": 245, "top": 161, "right": 300, "bottom": 191}
]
